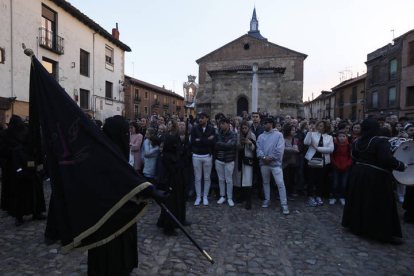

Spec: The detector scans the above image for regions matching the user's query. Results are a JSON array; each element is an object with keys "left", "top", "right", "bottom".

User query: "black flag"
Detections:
[{"left": 29, "top": 56, "right": 151, "bottom": 251}]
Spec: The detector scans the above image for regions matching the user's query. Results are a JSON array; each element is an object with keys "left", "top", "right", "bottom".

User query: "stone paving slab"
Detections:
[{"left": 1, "top": 182, "right": 413, "bottom": 275}]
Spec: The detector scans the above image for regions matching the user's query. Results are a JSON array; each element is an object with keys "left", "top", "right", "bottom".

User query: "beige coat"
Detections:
[
  {"left": 233, "top": 130, "right": 256, "bottom": 187},
  {"left": 130, "top": 133, "right": 143, "bottom": 170}
]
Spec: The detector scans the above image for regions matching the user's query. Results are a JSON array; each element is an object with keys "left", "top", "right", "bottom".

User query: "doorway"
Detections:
[{"left": 237, "top": 97, "right": 248, "bottom": 116}]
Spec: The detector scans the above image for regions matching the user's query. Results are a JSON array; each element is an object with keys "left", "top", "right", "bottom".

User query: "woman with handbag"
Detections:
[
  {"left": 304, "top": 121, "right": 334, "bottom": 207},
  {"left": 237, "top": 121, "right": 257, "bottom": 210},
  {"left": 282, "top": 125, "right": 301, "bottom": 201}
]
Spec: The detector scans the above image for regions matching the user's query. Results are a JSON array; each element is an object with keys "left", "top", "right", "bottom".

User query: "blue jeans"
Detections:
[{"left": 332, "top": 170, "right": 349, "bottom": 199}]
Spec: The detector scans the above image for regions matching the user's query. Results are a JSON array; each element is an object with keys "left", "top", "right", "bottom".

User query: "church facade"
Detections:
[{"left": 195, "top": 9, "right": 307, "bottom": 118}]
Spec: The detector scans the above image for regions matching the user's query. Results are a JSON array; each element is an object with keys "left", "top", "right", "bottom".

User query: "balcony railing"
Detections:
[
  {"left": 163, "top": 103, "right": 169, "bottom": 108},
  {"left": 134, "top": 97, "right": 141, "bottom": 103},
  {"left": 152, "top": 100, "right": 160, "bottom": 107},
  {"left": 350, "top": 95, "right": 357, "bottom": 103},
  {"left": 39, "top": 27, "right": 64, "bottom": 55}
]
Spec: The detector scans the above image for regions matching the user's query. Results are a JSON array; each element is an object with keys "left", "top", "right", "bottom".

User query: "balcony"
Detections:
[
  {"left": 176, "top": 106, "right": 181, "bottom": 111},
  {"left": 350, "top": 95, "right": 357, "bottom": 104},
  {"left": 39, "top": 27, "right": 64, "bottom": 55},
  {"left": 152, "top": 100, "right": 160, "bottom": 108},
  {"left": 134, "top": 97, "right": 141, "bottom": 103},
  {"left": 326, "top": 103, "right": 331, "bottom": 110},
  {"left": 163, "top": 103, "right": 169, "bottom": 109}
]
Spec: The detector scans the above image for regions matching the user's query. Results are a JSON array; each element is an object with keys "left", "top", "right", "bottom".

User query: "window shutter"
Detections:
[
  {"left": 105, "top": 47, "right": 112, "bottom": 57},
  {"left": 42, "top": 6, "right": 55, "bottom": 22}
]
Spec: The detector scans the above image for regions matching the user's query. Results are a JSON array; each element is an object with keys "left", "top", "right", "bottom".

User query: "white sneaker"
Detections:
[
  {"left": 217, "top": 197, "right": 226, "bottom": 204},
  {"left": 340, "top": 198, "right": 346, "bottom": 205},
  {"left": 282, "top": 205, "right": 289, "bottom": 215},
  {"left": 262, "top": 200, "right": 270, "bottom": 208},
  {"left": 398, "top": 196, "right": 404, "bottom": 203},
  {"left": 194, "top": 197, "right": 201, "bottom": 206},
  {"left": 329, "top": 198, "right": 336, "bottom": 205},
  {"left": 203, "top": 196, "right": 209, "bottom": 206},
  {"left": 228, "top": 199, "right": 234, "bottom": 207}
]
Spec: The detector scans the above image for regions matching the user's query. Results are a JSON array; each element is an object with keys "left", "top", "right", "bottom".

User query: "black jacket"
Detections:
[
  {"left": 215, "top": 130, "right": 236, "bottom": 163},
  {"left": 190, "top": 124, "right": 215, "bottom": 155},
  {"left": 250, "top": 124, "right": 264, "bottom": 139}
]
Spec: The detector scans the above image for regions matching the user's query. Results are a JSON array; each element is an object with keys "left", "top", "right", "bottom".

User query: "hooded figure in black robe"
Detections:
[
  {"left": 0, "top": 115, "right": 46, "bottom": 225},
  {"left": 342, "top": 118, "right": 406, "bottom": 244},
  {"left": 157, "top": 133, "right": 186, "bottom": 235},
  {"left": 87, "top": 115, "right": 140, "bottom": 276},
  {"left": 27, "top": 56, "right": 166, "bottom": 274}
]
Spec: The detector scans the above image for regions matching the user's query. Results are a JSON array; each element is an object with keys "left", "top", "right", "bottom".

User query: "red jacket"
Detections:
[{"left": 330, "top": 139, "right": 353, "bottom": 172}]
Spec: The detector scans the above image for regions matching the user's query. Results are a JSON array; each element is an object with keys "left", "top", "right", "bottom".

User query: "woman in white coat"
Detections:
[{"left": 304, "top": 121, "right": 334, "bottom": 207}]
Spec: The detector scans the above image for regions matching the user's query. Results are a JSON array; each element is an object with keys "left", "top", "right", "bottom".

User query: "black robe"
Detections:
[
  {"left": 403, "top": 186, "right": 414, "bottom": 221},
  {"left": 87, "top": 116, "right": 140, "bottom": 276},
  {"left": 342, "top": 136, "right": 405, "bottom": 240},
  {"left": 157, "top": 133, "right": 186, "bottom": 230},
  {"left": 0, "top": 116, "right": 45, "bottom": 218}
]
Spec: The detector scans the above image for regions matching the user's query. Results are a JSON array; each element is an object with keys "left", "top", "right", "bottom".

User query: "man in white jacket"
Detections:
[{"left": 256, "top": 118, "right": 289, "bottom": 214}]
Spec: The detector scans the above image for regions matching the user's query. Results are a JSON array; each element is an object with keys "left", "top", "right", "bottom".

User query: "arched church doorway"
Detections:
[{"left": 237, "top": 97, "right": 248, "bottom": 116}]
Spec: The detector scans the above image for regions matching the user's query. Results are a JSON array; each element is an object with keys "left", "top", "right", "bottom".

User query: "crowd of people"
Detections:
[
  {"left": 124, "top": 111, "right": 414, "bottom": 244},
  {"left": 1, "top": 111, "right": 413, "bottom": 244}
]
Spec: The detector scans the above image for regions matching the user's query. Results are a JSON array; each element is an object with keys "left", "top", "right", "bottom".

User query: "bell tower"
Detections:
[{"left": 250, "top": 8, "right": 258, "bottom": 32}]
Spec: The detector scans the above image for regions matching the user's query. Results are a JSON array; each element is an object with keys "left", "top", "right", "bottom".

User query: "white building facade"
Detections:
[
  {"left": 0, "top": 0, "right": 131, "bottom": 123},
  {"left": 302, "top": 91, "right": 335, "bottom": 120}
]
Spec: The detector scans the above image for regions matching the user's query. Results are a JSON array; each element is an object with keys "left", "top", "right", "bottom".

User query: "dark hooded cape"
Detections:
[
  {"left": 29, "top": 56, "right": 151, "bottom": 251},
  {"left": 342, "top": 118, "right": 405, "bottom": 240}
]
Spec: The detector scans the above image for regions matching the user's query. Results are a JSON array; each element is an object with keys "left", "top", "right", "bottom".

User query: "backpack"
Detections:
[{"left": 333, "top": 143, "right": 351, "bottom": 159}]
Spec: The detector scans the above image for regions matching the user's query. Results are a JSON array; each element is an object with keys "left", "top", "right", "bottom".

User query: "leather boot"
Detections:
[{"left": 245, "top": 187, "right": 252, "bottom": 210}]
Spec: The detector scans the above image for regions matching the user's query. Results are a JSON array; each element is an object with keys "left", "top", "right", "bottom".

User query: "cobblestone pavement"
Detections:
[{"left": 1, "top": 181, "right": 414, "bottom": 276}]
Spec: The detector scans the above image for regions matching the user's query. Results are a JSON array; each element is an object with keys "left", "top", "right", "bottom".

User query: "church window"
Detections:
[{"left": 244, "top": 43, "right": 250, "bottom": 50}]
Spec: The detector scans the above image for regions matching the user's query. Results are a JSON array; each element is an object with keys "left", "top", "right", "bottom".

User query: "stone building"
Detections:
[
  {"left": 331, "top": 74, "right": 366, "bottom": 121},
  {"left": 365, "top": 29, "right": 414, "bottom": 118},
  {"left": 124, "top": 76, "right": 184, "bottom": 120},
  {"left": 195, "top": 8, "right": 307, "bottom": 118},
  {"left": 0, "top": 0, "right": 131, "bottom": 124}
]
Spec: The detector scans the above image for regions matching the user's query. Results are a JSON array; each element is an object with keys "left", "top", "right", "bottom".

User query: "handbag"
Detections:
[
  {"left": 129, "top": 149, "right": 134, "bottom": 167},
  {"left": 243, "top": 156, "right": 255, "bottom": 166},
  {"left": 308, "top": 157, "right": 324, "bottom": 168},
  {"left": 308, "top": 135, "right": 324, "bottom": 168}
]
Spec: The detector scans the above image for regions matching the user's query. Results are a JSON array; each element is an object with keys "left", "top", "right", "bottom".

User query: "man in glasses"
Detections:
[{"left": 256, "top": 118, "right": 289, "bottom": 214}]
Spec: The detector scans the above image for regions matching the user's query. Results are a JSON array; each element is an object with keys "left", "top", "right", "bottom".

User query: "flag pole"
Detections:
[{"left": 157, "top": 202, "right": 215, "bottom": 264}]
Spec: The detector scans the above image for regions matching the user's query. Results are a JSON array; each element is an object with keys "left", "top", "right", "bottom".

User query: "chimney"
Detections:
[{"left": 112, "top": 23, "right": 119, "bottom": 39}]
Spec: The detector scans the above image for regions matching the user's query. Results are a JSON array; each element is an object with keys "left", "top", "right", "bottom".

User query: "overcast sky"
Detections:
[{"left": 70, "top": 0, "right": 414, "bottom": 101}]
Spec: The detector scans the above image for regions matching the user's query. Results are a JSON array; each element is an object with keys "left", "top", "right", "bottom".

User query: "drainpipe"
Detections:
[
  {"left": 10, "top": 0, "right": 13, "bottom": 106},
  {"left": 92, "top": 29, "right": 100, "bottom": 118}
]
